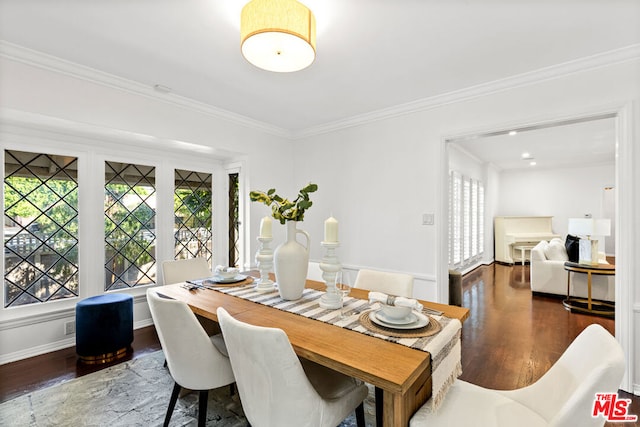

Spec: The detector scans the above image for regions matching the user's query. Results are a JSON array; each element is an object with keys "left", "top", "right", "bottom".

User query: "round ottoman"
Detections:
[{"left": 76, "top": 293, "right": 133, "bottom": 364}]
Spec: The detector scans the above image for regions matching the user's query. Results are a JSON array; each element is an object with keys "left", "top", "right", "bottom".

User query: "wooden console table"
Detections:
[{"left": 563, "top": 261, "right": 615, "bottom": 316}]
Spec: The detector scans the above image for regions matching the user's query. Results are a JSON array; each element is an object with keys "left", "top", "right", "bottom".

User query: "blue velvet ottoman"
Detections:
[{"left": 76, "top": 293, "right": 133, "bottom": 364}]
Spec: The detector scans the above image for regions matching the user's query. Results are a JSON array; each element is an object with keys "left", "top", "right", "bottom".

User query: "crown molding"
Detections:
[
  {"left": 2, "top": 40, "right": 638, "bottom": 141},
  {"left": 0, "top": 40, "right": 293, "bottom": 139},
  {"left": 292, "top": 44, "right": 640, "bottom": 139}
]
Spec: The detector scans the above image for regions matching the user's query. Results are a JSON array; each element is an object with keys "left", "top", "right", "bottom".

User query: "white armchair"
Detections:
[{"left": 410, "top": 324, "right": 625, "bottom": 427}]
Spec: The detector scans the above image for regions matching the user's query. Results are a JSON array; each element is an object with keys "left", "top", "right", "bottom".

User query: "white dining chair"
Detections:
[
  {"left": 353, "top": 268, "right": 414, "bottom": 426},
  {"left": 216, "top": 307, "right": 368, "bottom": 427},
  {"left": 161, "top": 257, "right": 212, "bottom": 285},
  {"left": 147, "top": 289, "right": 235, "bottom": 427},
  {"left": 353, "top": 268, "right": 414, "bottom": 298},
  {"left": 410, "top": 324, "right": 625, "bottom": 427}
]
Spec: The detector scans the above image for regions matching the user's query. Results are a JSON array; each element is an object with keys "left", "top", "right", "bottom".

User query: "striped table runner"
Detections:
[{"left": 215, "top": 284, "right": 461, "bottom": 410}]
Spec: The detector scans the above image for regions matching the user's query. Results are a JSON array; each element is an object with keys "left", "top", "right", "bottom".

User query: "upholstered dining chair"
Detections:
[
  {"left": 353, "top": 268, "right": 414, "bottom": 298},
  {"left": 216, "top": 307, "right": 368, "bottom": 427},
  {"left": 161, "top": 257, "right": 211, "bottom": 285},
  {"left": 353, "top": 268, "right": 414, "bottom": 427},
  {"left": 146, "top": 289, "right": 235, "bottom": 427},
  {"left": 410, "top": 324, "right": 625, "bottom": 427}
]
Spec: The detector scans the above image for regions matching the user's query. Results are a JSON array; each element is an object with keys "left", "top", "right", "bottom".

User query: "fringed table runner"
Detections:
[{"left": 211, "top": 284, "right": 461, "bottom": 411}]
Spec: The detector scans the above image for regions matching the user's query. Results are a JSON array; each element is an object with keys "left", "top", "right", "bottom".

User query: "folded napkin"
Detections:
[{"left": 368, "top": 291, "right": 423, "bottom": 311}]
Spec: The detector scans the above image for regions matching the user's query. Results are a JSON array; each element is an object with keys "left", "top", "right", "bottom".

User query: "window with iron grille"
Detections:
[
  {"left": 104, "top": 161, "right": 156, "bottom": 290},
  {"left": 228, "top": 172, "right": 240, "bottom": 267},
  {"left": 3, "top": 150, "right": 79, "bottom": 307},
  {"left": 174, "top": 169, "right": 212, "bottom": 265}
]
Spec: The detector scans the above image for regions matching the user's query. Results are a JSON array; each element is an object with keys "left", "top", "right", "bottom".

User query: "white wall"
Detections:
[
  {"left": 296, "top": 60, "right": 637, "bottom": 294},
  {"left": 448, "top": 145, "right": 484, "bottom": 180},
  {"left": 498, "top": 163, "right": 616, "bottom": 252},
  {"left": 484, "top": 163, "right": 501, "bottom": 264},
  {"left": 1, "top": 47, "right": 638, "bottom": 395},
  {"left": 0, "top": 54, "right": 295, "bottom": 363},
  {"left": 294, "top": 59, "right": 639, "bottom": 393}
]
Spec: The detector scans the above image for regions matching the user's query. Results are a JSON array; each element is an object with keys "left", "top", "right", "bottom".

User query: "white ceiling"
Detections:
[
  {"left": 1, "top": 0, "right": 639, "bottom": 135},
  {"left": 451, "top": 115, "right": 616, "bottom": 171}
]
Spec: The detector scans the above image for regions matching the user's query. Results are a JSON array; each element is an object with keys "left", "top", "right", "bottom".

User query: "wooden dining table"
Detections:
[{"left": 156, "top": 275, "right": 469, "bottom": 427}]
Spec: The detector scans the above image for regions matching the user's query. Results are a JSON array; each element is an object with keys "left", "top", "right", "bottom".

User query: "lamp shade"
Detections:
[
  {"left": 593, "top": 219, "right": 611, "bottom": 236},
  {"left": 241, "top": 0, "right": 316, "bottom": 72},
  {"left": 568, "top": 218, "right": 611, "bottom": 237}
]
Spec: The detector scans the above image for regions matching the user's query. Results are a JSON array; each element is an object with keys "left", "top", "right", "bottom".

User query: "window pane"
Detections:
[
  {"left": 471, "top": 180, "right": 478, "bottom": 257},
  {"left": 4, "top": 150, "right": 79, "bottom": 307},
  {"left": 451, "top": 172, "right": 462, "bottom": 265},
  {"left": 174, "top": 169, "right": 212, "bottom": 265},
  {"left": 478, "top": 183, "right": 485, "bottom": 255},
  {"left": 105, "top": 161, "right": 156, "bottom": 290},
  {"left": 228, "top": 172, "right": 239, "bottom": 267},
  {"left": 462, "top": 177, "right": 471, "bottom": 261}
]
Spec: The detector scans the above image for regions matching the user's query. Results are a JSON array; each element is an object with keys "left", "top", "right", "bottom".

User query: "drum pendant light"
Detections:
[{"left": 241, "top": 0, "right": 316, "bottom": 72}]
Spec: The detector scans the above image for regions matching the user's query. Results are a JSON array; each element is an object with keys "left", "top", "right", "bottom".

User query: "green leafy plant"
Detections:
[{"left": 250, "top": 183, "right": 318, "bottom": 224}]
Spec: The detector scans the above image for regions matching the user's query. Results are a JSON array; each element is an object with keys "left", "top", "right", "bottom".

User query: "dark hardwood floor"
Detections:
[
  {"left": 458, "top": 263, "right": 638, "bottom": 427},
  {"left": 1, "top": 262, "right": 637, "bottom": 426}
]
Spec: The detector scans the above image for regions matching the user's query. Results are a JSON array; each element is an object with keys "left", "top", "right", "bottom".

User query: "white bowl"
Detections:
[
  {"left": 215, "top": 267, "right": 239, "bottom": 279},
  {"left": 380, "top": 304, "right": 412, "bottom": 320}
]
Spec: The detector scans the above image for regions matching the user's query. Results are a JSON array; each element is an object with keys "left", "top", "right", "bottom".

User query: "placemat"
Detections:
[{"left": 358, "top": 310, "right": 441, "bottom": 338}]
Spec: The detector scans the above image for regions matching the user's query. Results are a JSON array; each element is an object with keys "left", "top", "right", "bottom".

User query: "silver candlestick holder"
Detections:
[
  {"left": 255, "top": 237, "right": 275, "bottom": 292},
  {"left": 319, "top": 241, "right": 342, "bottom": 309}
]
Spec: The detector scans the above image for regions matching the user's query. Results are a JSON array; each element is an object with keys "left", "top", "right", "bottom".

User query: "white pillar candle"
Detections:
[
  {"left": 324, "top": 216, "right": 338, "bottom": 242},
  {"left": 260, "top": 216, "right": 272, "bottom": 238}
]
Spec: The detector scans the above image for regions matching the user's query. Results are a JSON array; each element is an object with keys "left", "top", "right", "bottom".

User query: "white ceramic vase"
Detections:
[{"left": 274, "top": 221, "right": 310, "bottom": 300}]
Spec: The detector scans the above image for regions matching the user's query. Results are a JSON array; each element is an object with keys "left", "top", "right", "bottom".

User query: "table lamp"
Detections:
[{"left": 567, "top": 218, "right": 611, "bottom": 265}]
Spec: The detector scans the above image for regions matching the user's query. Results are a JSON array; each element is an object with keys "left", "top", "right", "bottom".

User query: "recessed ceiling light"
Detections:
[
  {"left": 508, "top": 130, "right": 517, "bottom": 136},
  {"left": 521, "top": 152, "right": 531, "bottom": 159},
  {"left": 530, "top": 161, "right": 537, "bottom": 166}
]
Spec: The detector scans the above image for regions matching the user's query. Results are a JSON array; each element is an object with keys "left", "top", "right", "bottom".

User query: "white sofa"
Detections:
[{"left": 530, "top": 239, "right": 614, "bottom": 302}]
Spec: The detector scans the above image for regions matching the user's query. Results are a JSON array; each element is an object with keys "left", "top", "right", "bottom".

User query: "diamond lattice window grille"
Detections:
[
  {"left": 3, "top": 150, "right": 79, "bottom": 308},
  {"left": 174, "top": 169, "right": 212, "bottom": 265},
  {"left": 104, "top": 161, "right": 156, "bottom": 290}
]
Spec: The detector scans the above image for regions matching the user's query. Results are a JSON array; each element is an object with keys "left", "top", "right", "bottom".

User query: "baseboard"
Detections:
[
  {"left": 0, "top": 337, "right": 76, "bottom": 365},
  {"left": 0, "top": 319, "right": 155, "bottom": 365},
  {"left": 531, "top": 291, "right": 565, "bottom": 300}
]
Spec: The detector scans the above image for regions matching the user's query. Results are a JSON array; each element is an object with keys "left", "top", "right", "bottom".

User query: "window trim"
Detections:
[{"left": 0, "top": 130, "right": 226, "bottom": 323}]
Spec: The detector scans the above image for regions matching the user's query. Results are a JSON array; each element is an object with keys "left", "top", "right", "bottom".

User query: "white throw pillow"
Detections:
[{"left": 544, "top": 240, "right": 569, "bottom": 261}]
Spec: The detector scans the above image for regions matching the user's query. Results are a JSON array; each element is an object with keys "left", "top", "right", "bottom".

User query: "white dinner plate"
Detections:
[
  {"left": 205, "top": 274, "right": 247, "bottom": 284},
  {"left": 370, "top": 310, "right": 430, "bottom": 330},
  {"left": 376, "top": 310, "right": 417, "bottom": 325}
]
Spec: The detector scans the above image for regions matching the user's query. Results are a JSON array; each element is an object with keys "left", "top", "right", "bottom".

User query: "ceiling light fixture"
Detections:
[
  {"left": 530, "top": 161, "right": 537, "bottom": 166},
  {"left": 508, "top": 130, "right": 518, "bottom": 136},
  {"left": 240, "top": 0, "right": 316, "bottom": 73},
  {"left": 521, "top": 152, "right": 531, "bottom": 159}
]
